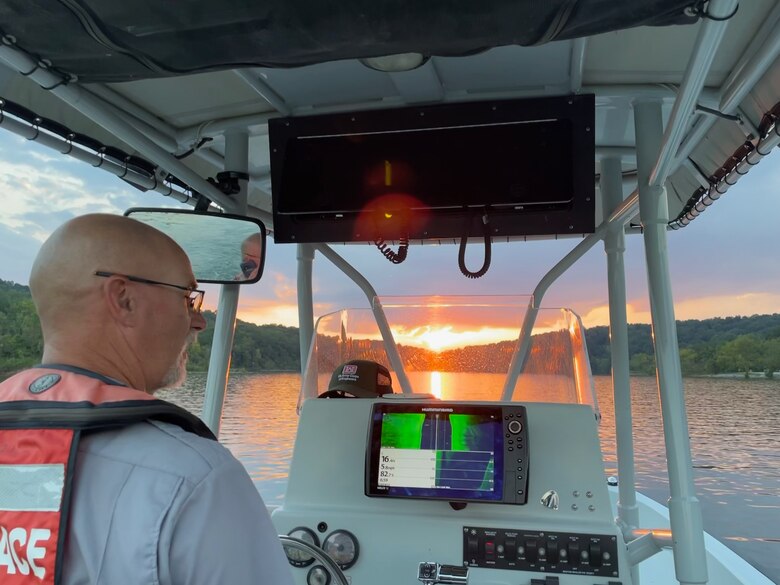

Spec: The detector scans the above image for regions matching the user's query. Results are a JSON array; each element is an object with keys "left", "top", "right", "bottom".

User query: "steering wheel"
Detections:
[
  {"left": 318, "top": 389, "right": 359, "bottom": 399},
  {"left": 279, "top": 535, "right": 350, "bottom": 585}
]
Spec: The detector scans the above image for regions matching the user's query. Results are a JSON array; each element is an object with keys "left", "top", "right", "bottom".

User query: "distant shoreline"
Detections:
[{"left": 699, "top": 371, "right": 779, "bottom": 379}]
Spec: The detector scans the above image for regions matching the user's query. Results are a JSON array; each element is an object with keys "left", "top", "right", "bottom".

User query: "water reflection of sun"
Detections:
[{"left": 430, "top": 371, "right": 442, "bottom": 398}]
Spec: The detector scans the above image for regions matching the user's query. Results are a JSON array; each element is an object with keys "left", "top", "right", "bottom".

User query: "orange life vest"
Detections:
[{"left": 0, "top": 366, "right": 214, "bottom": 585}]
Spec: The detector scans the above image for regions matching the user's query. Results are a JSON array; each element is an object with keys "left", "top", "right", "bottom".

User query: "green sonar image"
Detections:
[
  {"left": 380, "top": 412, "right": 495, "bottom": 491},
  {"left": 381, "top": 413, "right": 426, "bottom": 449}
]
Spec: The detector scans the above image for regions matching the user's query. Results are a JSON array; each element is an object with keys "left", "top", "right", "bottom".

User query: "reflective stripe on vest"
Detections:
[{"left": 0, "top": 368, "right": 216, "bottom": 585}]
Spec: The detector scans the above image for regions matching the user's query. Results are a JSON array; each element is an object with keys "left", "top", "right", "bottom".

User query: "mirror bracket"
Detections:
[
  {"left": 194, "top": 193, "right": 212, "bottom": 211},
  {"left": 208, "top": 171, "right": 249, "bottom": 196}
]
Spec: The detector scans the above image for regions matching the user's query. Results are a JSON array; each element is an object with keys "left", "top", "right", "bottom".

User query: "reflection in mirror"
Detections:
[{"left": 124, "top": 208, "right": 266, "bottom": 284}]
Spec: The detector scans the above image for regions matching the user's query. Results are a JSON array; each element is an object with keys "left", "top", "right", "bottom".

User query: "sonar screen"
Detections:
[{"left": 366, "top": 403, "right": 528, "bottom": 504}]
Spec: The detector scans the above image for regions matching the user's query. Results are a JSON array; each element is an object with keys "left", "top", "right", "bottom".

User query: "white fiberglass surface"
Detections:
[{"left": 161, "top": 374, "right": 780, "bottom": 583}]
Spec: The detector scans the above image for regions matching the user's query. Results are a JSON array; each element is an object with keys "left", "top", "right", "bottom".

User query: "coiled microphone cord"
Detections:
[{"left": 375, "top": 235, "right": 409, "bottom": 264}]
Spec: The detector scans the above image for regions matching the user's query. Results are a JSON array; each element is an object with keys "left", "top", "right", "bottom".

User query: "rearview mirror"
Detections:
[{"left": 124, "top": 208, "right": 266, "bottom": 284}]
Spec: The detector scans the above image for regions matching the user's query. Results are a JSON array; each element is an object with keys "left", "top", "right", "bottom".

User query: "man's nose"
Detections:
[{"left": 190, "top": 310, "right": 207, "bottom": 331}]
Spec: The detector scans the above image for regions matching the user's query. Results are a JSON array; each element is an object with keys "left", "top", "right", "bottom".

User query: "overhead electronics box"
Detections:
[{"left": 269, "top": 95, "right": 595, "bottom": 244}]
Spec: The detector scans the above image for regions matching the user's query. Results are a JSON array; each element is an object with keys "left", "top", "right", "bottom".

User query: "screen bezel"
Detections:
[{"left": 365, "top": 402, "right": 505, "bottom": 503}]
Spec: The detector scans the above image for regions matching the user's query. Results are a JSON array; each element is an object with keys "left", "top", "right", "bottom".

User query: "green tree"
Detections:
[
  {"left": 679, "top": 347, "right": 702, "bottom": 376},
  {"left": 0, "top": 281, "right": 44, "bottom": 374},
  {"left": 716, "top": 335, "right": 763, "bottom": 377},
  {"left": 763, "top": 338, "right": 780, "bottom": 378},
  {"left": 630, "top": 353, "right": 655, "bottom": 376}
]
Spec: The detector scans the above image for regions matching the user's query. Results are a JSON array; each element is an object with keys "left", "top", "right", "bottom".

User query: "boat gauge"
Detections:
[
  {"left": 307, "top": 565, "right": 330, "bottom": 585},
  {"left": 284, "top": 527, "right": 320, "bottom": 567},
  {"left": 322, "top": 529, "right": 359, "bottom": 570}
]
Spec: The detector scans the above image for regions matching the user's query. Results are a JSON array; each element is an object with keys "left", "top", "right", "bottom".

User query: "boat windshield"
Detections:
[{"left": 299, "top": 295, "right": 598, "bottom": 415}]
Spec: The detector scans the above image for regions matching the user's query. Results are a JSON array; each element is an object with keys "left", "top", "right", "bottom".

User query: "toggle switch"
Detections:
[
  {"left": 484, "top": 539, "right": 495, "bottom": 559},
  {"left": 504, "top": 538, "right": 517, "bottom": 559},
  {"left": 466, "top": 535, "right": 478, "bottom": 559},
  {"left": 589, "top": 542, "right": 603, "bottom": 567},
  {"left": 546, "top": 540, "right": 559, "bottom": 563},
  {"left": 567, "top": 542, "right": 580, "bottom": 564},
  {"left": 525, "top": 538, "right": 538, "bottom": 563}
]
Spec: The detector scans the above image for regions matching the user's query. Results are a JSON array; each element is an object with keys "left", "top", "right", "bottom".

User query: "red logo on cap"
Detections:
[{"left": 342, "top": 364, "right": 358, "bottom": 375}]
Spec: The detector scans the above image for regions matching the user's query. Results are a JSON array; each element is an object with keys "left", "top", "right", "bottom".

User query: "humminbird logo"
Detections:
[{"left": 421, "top": 408, "right": 453, "bottom": 412}]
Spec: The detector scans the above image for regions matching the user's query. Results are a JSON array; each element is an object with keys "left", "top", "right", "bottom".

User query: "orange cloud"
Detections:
[
  {"left": 238, "top": 302, "right": 300, "bottom": 327},
  {"left": 581, "top": 303, "right": 652, "bottom": 327},
  {"left": 271, "top": 272, "right": 298, "bottom": 303},
  {"left": 236, "top": 295, "right": 341, "bottom": 327}
]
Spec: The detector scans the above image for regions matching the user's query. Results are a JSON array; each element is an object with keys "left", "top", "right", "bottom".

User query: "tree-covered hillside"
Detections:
[
  {"left": 187, "top": 311, "right": 299, "bottom": 372},
  {"left": 2, "top": 278, "right": 779, "bottom": 377},
  {"left": 585, "top": 315, "right": 780, "bottom": 376},
  {"left": 0, "top": 279, "right": 299, "bottom": 374},
  {"left": 0, "top": 279, "right": 43, "bottom": 373}
]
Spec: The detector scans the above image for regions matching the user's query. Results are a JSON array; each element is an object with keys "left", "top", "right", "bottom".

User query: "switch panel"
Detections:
[{"left": 463, "top": 526, "right": 621, "bottom": 579}]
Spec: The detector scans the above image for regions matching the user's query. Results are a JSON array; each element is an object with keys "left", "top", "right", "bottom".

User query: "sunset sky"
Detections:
[{"left": 1, "top": 129, "right": 779, "bottom": 335}]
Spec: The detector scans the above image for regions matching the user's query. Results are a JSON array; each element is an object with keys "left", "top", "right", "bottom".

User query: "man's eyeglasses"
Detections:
[{"left": 95, "top": 271, "right": 205, "bottom": 313}]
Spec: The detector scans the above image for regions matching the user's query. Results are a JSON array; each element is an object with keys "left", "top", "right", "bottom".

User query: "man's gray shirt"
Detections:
[{"left": 64, "top": 419, "right": 295, "bottom": 584}]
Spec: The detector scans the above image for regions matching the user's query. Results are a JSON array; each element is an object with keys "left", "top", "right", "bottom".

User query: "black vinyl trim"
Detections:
[
  {"left": 0, "top": 400, "right": 216, "bottom": 440},
  {"left": 57, "top": 0, "right": 163, "bottom": 74},
  {"left": 532, "top": 0, "right": 578, "bottom": 46}
]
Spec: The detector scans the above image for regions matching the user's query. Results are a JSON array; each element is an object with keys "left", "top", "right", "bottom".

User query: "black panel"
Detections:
[
  {"left": 0, "top": 1, "right": 698, "bottom": 82},
  {"left": 463, "top": 526, "right": 621, "bottom": 579},
  {"left": 270, "top": 95, "right": 595, "bottom": 243}
]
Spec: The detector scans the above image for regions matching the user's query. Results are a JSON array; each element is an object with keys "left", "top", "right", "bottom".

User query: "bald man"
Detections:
[
  {"left": 0, "top": 214, "right": 293, "bottom": 585},
  {"left": 236, "top": 232, "right": 264, "bottom": 281}
]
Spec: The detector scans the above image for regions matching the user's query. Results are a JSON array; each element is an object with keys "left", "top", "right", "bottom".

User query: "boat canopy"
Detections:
[
  {"left": 0, "top": 1, "right": 697, "bottom": 82},
  {"left": 0, "top": 1, "right": 777, "bottom": 233}
]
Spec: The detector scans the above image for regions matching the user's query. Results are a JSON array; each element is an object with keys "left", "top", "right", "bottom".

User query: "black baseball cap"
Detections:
[{"left": 325, "top": 360, "right": 394, "bottom": 398}]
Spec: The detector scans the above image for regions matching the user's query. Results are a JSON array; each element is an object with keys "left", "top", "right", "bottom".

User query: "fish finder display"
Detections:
[{"left": 366, "top": 403, "right": 529, "bottom": 504}]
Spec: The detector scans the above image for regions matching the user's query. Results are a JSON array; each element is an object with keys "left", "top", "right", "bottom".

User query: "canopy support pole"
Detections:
[
  {"left": 635, "top": 99, "right": 707, "bottom": 585},
  {"left": 297, "top": 244, "right": 316, "bottom": 380},
  {"left": 312, "top": 244, "right": 413, "bottom": 395},
  {"left": 501, "top": 0, "right": 736, "bottom": 406},
  {"left": 499, "top": 195, "right": 636, "bottom": 400},
  {"left": 673, "top": 2, "right": 780, "bottom": 170},
  {"left": 601, "top": 157, "right": 640, "bottom": 585},
  {"left": 649, "top": 0, "right": 739, "bottom": 187},
  {"left": 201, "top": 129, "right": 249, "bottom": 435}
]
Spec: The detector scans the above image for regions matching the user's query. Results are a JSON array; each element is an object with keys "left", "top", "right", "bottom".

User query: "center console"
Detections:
[{"left": 273, "top": 398, "right": 630, "bottom": 585}]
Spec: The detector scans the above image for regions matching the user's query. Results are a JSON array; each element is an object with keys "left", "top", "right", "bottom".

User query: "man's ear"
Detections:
[{"left": 102, "top": 276, "right": 139, "bottom": 327}]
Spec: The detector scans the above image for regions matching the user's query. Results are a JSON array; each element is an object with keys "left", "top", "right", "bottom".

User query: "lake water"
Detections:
[{"left": 158, "top": 374, "right": 780, "bottom": 583}]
